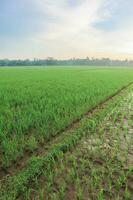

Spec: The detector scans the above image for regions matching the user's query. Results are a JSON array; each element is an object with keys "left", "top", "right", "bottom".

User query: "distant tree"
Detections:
[{"left": 0, "top": 57, "right": 133, "bottom": 67}]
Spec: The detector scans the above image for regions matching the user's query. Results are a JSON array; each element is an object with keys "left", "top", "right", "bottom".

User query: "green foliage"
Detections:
[{"left": 26, "top": 136, "right": 38, "bottom": 152}]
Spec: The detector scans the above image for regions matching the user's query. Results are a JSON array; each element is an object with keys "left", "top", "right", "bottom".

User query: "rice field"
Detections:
[{"left": 0, "top": 67, "right": 133, "bottom": 199}]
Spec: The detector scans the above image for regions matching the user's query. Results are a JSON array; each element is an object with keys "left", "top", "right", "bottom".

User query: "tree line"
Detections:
[{"left": 0, "top": 57, "right": 133, "bottom": 67}]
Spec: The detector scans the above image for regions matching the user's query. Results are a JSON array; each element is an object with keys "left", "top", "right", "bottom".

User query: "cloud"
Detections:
[
  {"left": 93, "top": 0, "right": 133, "bottom": 31},
  {"left": 0, "top": 0, "right": 133, "bottom": 59}
]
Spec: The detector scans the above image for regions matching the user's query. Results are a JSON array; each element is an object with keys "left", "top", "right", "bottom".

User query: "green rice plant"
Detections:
[
  {"left": 51, "top": 193, "right": 59, "bottom": 200},
  {"left": 26, "top": 135, "right": 38, "bottom": 152},
  {"left": 59, "top": 181, "right": 66, "bottom": 200},
  {"left": 1, "top": 138, "right": 21, "bottom": 168},
  {"left": 38, "top": 189, "right": 45, "bottom": 200},
  {"left": 124, "top": 186, "right": 131, "bottom": 200},
  {"left": 97, "top": 189, "right": 105, "bottom": 200},
  {"left": 75, "top": 177, "right": 83, "bottom": 200}
]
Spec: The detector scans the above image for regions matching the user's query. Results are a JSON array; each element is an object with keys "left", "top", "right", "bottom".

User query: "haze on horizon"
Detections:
[{"left": 0, "top": 0, "right": 133, "bottom": 60}]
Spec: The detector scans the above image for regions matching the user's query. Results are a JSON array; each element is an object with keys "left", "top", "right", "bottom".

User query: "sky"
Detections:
[{"left": 0, "top": 0, "right": 133, "bottom": 59}]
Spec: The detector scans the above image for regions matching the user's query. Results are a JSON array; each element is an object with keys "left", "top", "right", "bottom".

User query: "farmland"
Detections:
[{"left": 0, "top": 67, "right": 133, "bottom": 199}]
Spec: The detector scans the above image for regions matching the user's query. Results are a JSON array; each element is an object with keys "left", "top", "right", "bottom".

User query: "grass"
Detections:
[{"left": 0, "top": 66, "right": 133, "bottom": 199}]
